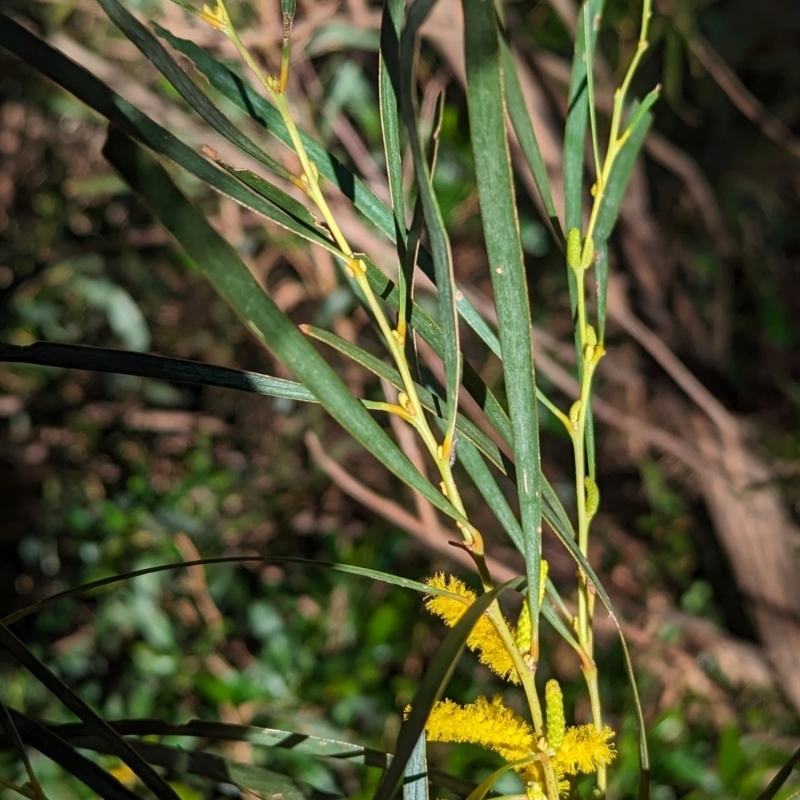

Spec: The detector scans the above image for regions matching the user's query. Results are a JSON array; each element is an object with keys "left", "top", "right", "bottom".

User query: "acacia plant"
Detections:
[{"left": 0, "top": 0, "right": 748, "bottom": 797}]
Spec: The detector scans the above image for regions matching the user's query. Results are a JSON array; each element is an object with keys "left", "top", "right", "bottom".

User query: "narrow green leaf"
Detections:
[
  {"left": 2, "top": 556, "right": 264, "bottom": 626},
  {"left": 755, "top": 745, "right": 800, "bottom": 800},
  {"left": 373, "top": 577, "right": 525, "bottom": 800},
  {"left": 0, "top": 699, "right": 36, "bottom": 790},
  {"left": 97, "top": 0, "right": 293, "bottom": 182},
  {"left": 400, "top": 0, "right": 461, "bottom": 447},
  {"left": 39, "top": 719, "right": 391, "bottom": 768},
  {"left": 83, "top": 738, "right": 322, "bottom": 800},
  {"left": 462, "top": 0, "right": 544, "bottom": 644},
  {"left": 0, "top": 342, "right": 318, "bottom": 403},
  {"left": 594, "top": 103, "right": 656, "bottom": 244},
  {"left": 5, "top": 709, "right": 142, "bottom": 800},
  {"left": 103, "top": 128, "right": 469, "bottom": 530},
  {"left": 0, "top": 626, "right": 180, "bottom": 800},
  {"left": 10, "top": 720, "right": 480, "bottom": 798},
  {"left": 499, "top": 36, "right": 562, "bottom": 240},
  {"left": 268, "top": 557, "right": 464, "bottom": 600},
  {"left": 3, "top": 554, "right": 466, "bottom": 637}
]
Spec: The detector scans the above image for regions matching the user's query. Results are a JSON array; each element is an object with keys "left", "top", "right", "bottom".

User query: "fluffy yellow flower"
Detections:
[
  {"left": 424, "top": 685, "right": 615, "bottom": 798},
  {"left": 424, "top": 573, "right": 519, "bottom": 683},
  {"left": 553, "top": 724, "right": 616, "bottom": 776},
  {"left": 425, "top": 695, "right": 533, "bottom": 763}
]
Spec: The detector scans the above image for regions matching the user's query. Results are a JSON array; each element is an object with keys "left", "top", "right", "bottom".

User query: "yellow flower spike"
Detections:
[
  {"left": 544, "top": 680, "right": 566, "bottom": 751},
  {"left": 422, "top": 689, "right": 614, "bottom": 797},
  {"left": 553, "top": 724, "right": 616, "bottom": 776},
  {"left": 425, "top": 696, "right": 534, "bottom": 763},
  {"left": 425, "top": 574, "right": 519, "bottom": 683},
  {"left": 539, "top": 560, "right": 549, "bottom": 607},
  {"left": 515, "top": 600, "right": 532, "bottom": 653}
]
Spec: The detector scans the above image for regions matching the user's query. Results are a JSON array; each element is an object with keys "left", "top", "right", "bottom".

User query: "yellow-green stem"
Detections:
[
  {"left": 218, "top": 5, "right": 483, "bottom": 565},
  {"left": 487, "top": 606, "right": 561, "bottom": 800}
]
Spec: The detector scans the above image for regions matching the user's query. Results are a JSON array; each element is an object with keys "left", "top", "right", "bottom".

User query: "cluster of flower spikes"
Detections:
[{"left": 423, "top": 574, "right": 616, "bottom": 798}]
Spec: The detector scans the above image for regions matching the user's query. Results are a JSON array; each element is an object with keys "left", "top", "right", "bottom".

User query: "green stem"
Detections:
[
  {"left": 215, "top": 1, "right": 486, "bottom": 562},
  {"left": 487, "top": 607, "right": 561, "bottom": 800}
]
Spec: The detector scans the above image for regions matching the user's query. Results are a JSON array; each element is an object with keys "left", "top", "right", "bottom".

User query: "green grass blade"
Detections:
[
  {"left": 4, "top": 709, "right": 142, "bottom": 800},
  {"left": 499, "top": 36, "right": 562, "bottom": 239},
  {"left": 0, "top": 625, "right": 180, "bottom": 799},
  {"left": 373, "top": 576, "right": 525, "bottom": 800},
  {"left": 103, "top": 128, "right": 469, "bottom": 529},
  {"left": 400, "top": 0, "right": 461, "bottom": 447},
  {"left": 97, "top": 0, "right": 293, "bottom": 183},
  {"left": 462, "top": 0, "right": 544, "bottom": 643}
]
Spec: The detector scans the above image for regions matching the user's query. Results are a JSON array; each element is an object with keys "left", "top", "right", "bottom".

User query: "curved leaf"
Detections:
[
  {"left": 0, "top": 625, "right": 180, "bottom": 800},
  {"left": 5, "top": 709, "right": 142, "bottom": 800},
  {"left": 3, "top": 719, "right": 481, "bottom": 798}
]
